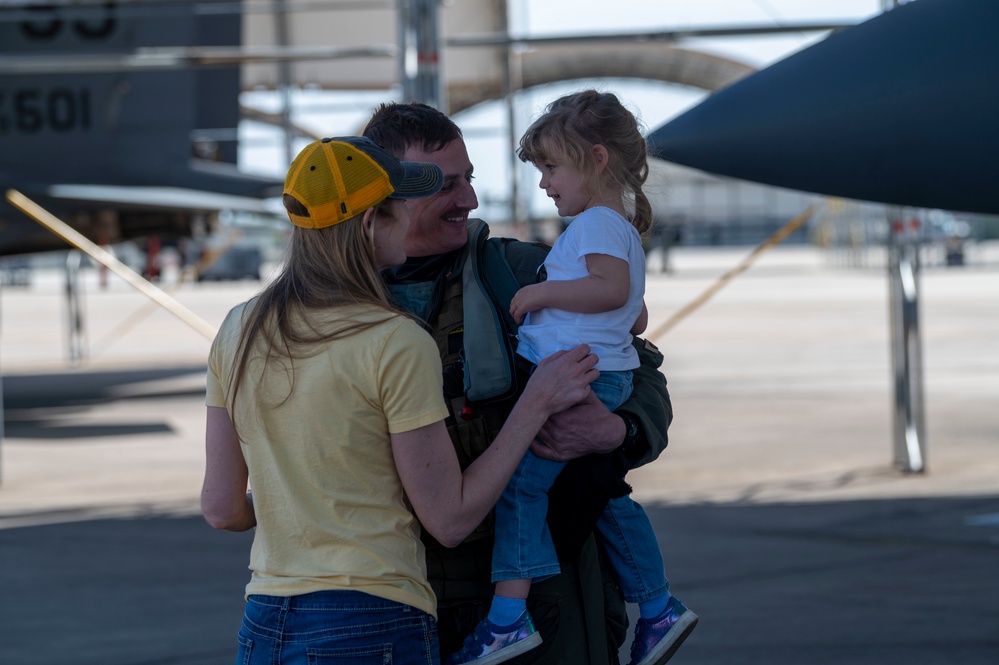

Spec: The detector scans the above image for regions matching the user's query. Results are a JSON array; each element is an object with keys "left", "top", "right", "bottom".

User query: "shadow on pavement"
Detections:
[
  {"left": 2, "top": 366, "right": 208, "bottom": 410},
  {"left": 0, "top": 514, "right": 251, "bottom": 665},
  {"left": 646, "top": 495, "right": 999, "bottom": 665},
  {"left": 2, "top": 495, "right": 998, "bottom": 665},
  {"left": 2, "top": 366, "right": 207, "bottom": 440}
]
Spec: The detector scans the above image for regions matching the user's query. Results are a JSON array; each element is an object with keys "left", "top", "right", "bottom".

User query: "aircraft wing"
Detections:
[{"left": 46, "top": 184, "right": 283, "bottom": 216}]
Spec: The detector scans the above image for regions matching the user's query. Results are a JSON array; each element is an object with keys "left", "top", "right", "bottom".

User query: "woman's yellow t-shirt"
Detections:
[{"left": 206, "top": 301, "right": 449, "bottom": 617}]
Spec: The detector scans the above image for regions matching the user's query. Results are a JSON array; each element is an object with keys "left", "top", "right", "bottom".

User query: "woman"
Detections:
[{"left": 201, "top": 136, "right": 597, "bottom": 664}]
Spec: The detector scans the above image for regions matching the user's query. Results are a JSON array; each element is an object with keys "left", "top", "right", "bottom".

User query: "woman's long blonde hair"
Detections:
[
  {"left": 518, "top": 89, "right": 653, "bottom": 237},
  {"left": 226, "top": 197, "right": 405, "bottom": 425}
]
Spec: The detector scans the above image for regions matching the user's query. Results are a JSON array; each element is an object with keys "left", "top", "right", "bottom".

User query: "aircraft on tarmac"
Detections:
[{"left": 0, "top": 1, "right": 284, "bottom": 259}]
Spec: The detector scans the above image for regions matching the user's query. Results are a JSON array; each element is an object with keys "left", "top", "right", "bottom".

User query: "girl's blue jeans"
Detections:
[
  {"left": 491, "top": 369, "right": 670, "bottom": 603},
  {"left": 235, "top": 590, "right": 439, "bottom": 664}
]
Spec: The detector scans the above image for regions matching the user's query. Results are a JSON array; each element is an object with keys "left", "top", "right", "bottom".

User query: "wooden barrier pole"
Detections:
[{"left": 5, "top": 189, "right": 217, "bottom": 340}]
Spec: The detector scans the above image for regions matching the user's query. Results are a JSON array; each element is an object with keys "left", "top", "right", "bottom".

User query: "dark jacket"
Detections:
[{"left": 383, "top": 219, "right": 673, "bottom": 664}]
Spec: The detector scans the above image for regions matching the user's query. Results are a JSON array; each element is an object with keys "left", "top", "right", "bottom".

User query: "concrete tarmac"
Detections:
[{"left": 1, "top": 245, "right": 997, "bottom": 664}]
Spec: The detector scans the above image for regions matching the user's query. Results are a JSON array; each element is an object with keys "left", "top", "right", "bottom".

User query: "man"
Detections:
[{"left": 364, "top": 103, "right": 673, "bottom": 664}]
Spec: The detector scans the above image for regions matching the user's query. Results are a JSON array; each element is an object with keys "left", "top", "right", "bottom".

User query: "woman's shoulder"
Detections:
[
  {"left": 339, "top": 305, "right": 429, "bottom": 343},
  {"left": 369, "top": 312, "right": 440, "bottom": 368},
  {"left": 216, "top": 299, "right": 253, "bottom": 337},
  {"left": 375, "top": 310, "right": 422, "bottom": 333}
]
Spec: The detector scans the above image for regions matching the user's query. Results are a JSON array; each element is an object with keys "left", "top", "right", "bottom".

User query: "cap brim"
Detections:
[{"left": 389, "top": 162, "right": 444, "bottom": 199}]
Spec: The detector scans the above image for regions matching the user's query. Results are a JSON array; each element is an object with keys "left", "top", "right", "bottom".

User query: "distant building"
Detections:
[{"left": 647, "top": 159, "right": 824, "bottom": 246}]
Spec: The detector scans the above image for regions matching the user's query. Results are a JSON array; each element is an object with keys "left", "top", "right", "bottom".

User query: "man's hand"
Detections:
[{"left": 531, "top": 391, "right": 626, "bottom": 462}]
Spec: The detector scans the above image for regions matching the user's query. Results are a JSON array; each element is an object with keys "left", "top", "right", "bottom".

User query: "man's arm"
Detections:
[
  {"left": 533, "top": 336, "right": 671, "bottom": 470},
  {"left": 541, "top": 336, "right": 671, "bottom": 562},
  {"left": 615, "top": 336, "right": 672, "bottom": 468}
]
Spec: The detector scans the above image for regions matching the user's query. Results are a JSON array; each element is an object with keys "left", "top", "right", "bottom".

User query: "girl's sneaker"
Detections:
[
  {"left": 445, "top": 610, "right": 543, "bottom": 665},
  {"left": 628, "top": 597, "right": 699, "bottom": 665}
]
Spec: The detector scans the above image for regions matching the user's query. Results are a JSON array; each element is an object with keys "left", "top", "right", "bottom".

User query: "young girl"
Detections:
[
  {"left": 447, "top": 92, "right": 697, "bottom": 665},
  {"left": 201, "top": 136, "right": 599, "bottom": 664}
]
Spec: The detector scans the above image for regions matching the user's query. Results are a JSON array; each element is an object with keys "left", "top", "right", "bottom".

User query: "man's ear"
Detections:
[{"left": 590, "top": 144, "right": 610, "bottom": 173}]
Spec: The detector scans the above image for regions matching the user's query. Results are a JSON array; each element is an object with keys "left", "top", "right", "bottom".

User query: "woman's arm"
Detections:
[
  {"left": 509, "top": 253, "right": 630, "bottom": 324},
  {"left": 391, "top": 345, "right": 597, "bottom": 547},
  {"left": 202, "top": 406, "right": 256, "bottom": 532}
]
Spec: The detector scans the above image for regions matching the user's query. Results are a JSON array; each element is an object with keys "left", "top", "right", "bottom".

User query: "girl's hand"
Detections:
[
  {"left": 522, "top": 344, "right": 598, "bottom": 415},
  {"left": 510, "top": 283, "right": 547, "bottom": 324}
]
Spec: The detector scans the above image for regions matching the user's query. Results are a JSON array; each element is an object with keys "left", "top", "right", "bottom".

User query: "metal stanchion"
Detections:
[
  {"left": 887, "top": 211, "right": 927, "bottom": 473},
  {"left": 65, "top": 251, "right": 86, "bottom": 365},
  {"left": 399, "top": 0, "right": 443, "bottom": 110}
]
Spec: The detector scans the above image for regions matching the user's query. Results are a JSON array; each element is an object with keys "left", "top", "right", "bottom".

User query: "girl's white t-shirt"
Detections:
[{"left": 516, "top": 206, "right": 645, "bottom": 371}]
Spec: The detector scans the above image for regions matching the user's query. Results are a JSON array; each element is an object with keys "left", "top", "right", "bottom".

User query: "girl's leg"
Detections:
[
  {"left": 588, "top": 370, "right": 633, "bottom": 414},
  {"left": 452, "top": 371, "right": 636, "bottom": 663},
  {"left": 446, "top": 451, "right": 565, "bottom": 663},
  {"left": 594, "top": 496, "right": 669, "bottom": 608},
  {"left": 491, "top": 450, "right": 565, "bottom": 585},
  {"left": 597, "top": 498, "right": 699, "bottom": 665}
]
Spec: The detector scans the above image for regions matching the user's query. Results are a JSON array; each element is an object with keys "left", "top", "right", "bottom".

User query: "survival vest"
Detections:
[{"left": 425, "top": 219, "right": 549, "bottom": 547}]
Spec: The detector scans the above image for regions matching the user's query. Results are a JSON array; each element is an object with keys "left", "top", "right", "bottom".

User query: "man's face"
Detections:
[{"left": 401, "top": 138, "right": 478, "bottom": 257}]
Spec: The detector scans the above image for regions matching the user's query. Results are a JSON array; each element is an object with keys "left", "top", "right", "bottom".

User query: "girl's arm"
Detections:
[
  {"left": 509, "top": 253, "right": 629, "bottom": 324},
  {"left": 631, "top": 300, "right": 649, "bottom": 335},
  {"left": 202, "top": 406, "right": 256, "bottom": 532},
  {"left": 391, "top": 345, "right": 597, "bottom": 547}
]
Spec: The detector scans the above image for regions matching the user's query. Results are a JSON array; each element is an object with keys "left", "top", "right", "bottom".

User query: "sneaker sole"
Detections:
[
  {"left": 634, "top": 611, "right": 699, "bottom": 665},
  {"left": 467, "top": 631, "right": 543, "bottom": 665}
]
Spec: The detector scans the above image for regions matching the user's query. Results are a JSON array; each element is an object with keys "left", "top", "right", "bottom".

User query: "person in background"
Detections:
[
  {"left": 363, "top": 102, "right": 677, "bottom": 664},
  {"left": 201, "top": 136, "right": 598, "bottom": 664}
]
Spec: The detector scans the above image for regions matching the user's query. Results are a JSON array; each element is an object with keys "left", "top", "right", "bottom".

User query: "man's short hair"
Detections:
[{"left": 363, "top": 102, "right": 463, "bottom": 159}]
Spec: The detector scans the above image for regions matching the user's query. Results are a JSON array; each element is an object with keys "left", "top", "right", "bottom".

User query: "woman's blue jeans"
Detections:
[
  {"left": 235, "top": 590, "right": 439, "bottom": 664},
  {"left": 492, "top": 370, "right": 669, "bottom": 602}
]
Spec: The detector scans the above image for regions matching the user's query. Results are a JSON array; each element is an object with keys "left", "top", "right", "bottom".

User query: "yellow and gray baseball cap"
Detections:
[{"left": 283, "top": 136, "right": 443, "bottom": 229}]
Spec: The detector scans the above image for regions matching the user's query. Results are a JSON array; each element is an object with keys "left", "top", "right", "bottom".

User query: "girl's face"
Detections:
[
  {"left": 370, "top": 199, "right": 411, "bottom": 269},
  {"left": 536, "top": 157, "right": 592, "bottom": 218}
]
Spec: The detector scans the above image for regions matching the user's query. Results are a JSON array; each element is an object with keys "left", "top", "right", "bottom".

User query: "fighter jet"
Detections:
[{"left": 0, "top": 1, "right": 283, "bottom": 258}]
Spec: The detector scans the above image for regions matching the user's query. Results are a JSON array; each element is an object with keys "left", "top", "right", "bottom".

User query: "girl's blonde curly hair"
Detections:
[{"left": 518, "top": 89, "right": 653, "bottom": 237}]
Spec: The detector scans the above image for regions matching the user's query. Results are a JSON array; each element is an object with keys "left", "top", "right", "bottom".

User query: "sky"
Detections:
[{"left": 240, "top": 0, "right": 886, "bottom": 219}]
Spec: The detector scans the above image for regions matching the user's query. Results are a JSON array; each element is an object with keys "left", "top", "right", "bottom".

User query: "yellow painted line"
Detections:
[{"left": 647, "top": 206, "right": 813, "bottom": 341}]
